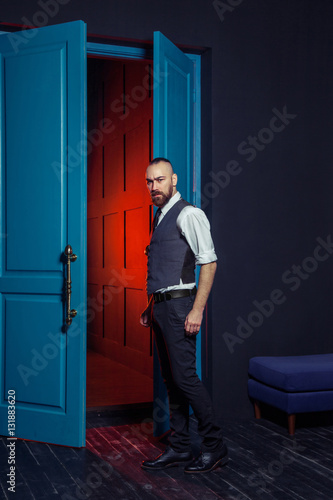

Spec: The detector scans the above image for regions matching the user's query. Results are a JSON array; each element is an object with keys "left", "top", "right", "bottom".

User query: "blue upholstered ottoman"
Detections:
[{"left": 248, "top": 354, "right": 333, "bottom": 434}]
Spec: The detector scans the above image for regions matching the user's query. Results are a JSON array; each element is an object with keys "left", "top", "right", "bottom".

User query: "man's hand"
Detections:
[
  {"left": 140, "top": 306, "right": 152, "bottom": 327},
  {"left": 140, "top": 297, "right": 153, "bottom": 327},
  {"left": 185, "top": 307, "right": 203, "bottom": 336},
  {"left": 184, "top": 261, "right": 217, "bottom": 336}
]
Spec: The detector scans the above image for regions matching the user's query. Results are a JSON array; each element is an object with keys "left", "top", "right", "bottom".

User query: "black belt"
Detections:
[{"left": 153, "top": 287, "right": 197, "bottom": 304}]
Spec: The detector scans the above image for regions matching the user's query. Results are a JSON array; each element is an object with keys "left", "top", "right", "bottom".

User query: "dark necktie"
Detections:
[{"left": 153, "top": 208, "right": 162, "bottom": 231}]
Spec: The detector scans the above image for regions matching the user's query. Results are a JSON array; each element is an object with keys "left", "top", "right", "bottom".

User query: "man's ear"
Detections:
[{"left": 172, "top": 173, "right": 178, "bottom": 187}]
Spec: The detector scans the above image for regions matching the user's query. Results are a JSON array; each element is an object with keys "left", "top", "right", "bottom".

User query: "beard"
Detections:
[{"left": 151, "top": 184, "right": 173, "bottom": 207}]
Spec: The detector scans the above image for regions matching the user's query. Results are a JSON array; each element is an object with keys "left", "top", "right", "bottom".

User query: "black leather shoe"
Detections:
[
  {"left": 184, "top": 444, "right": 229, "bottom": 473},
  {"left": 141, "top": 446, "right": 193, "bottom": 470}
]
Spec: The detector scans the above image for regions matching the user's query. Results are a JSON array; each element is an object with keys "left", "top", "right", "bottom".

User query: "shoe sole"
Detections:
[
  {"left": 184, "top": 454, "right": 229, "bottom": 474},
  {"left": 142, "top": 460, "right": 192, "bottom": 471}
]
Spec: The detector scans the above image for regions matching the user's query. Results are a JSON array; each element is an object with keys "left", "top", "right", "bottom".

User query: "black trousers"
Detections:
[{"left": 152, "top": 294, "right": 223, "bottom": 452}]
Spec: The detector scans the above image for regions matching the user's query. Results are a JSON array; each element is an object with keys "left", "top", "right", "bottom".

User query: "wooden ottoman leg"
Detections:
[
  {"left": 288, "top": 414, "right": 296, "bottom": 435},
  {"left": 254, "top": 401, "right": 261, "bottom": 419}
]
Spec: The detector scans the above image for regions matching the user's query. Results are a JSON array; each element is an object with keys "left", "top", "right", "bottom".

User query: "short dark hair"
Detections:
[
  {"left": 149, "top": 157, "right": 172, "bottom": 166},
  {"left": 148, "top": 157, "right": 174, "bottom": 173}
]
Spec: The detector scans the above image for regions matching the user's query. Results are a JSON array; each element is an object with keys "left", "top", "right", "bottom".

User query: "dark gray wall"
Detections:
[{"left": 2, "top": 0, "right": 333, "bottom": 418}]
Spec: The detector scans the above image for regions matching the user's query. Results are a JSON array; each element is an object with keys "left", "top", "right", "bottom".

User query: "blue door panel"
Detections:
[
  {"left": 0, "top": 21, "right": 86, "bottom": 447},
  {"left": 4, "top": 295, "right": 65, "bottom": 408},
  {"left": 154, "top": 32, "right": 194, "bottom": 201},
  {"left": 5, "top": 44, "right": 67, "bottom": 271},
  {"left": 164, "top": 64, "right": 192, "bottom": 197},
  {"left": 153, "top": 31, "right": 195, "bottom": 437}
]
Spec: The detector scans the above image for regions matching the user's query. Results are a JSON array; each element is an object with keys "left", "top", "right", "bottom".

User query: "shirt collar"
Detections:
[{"left": 160, "top": 191, "right": 181, "bottom": 217}]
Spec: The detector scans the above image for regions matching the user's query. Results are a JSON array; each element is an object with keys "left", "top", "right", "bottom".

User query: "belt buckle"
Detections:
[{"left": 165, "top": 292, "right": 172, "bottom": 301}]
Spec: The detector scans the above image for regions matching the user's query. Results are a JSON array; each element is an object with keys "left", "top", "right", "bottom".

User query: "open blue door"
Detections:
[
  {"left": 0, "top": 21, "right": 87, "bottom": 446},
  {"left": 153, "top": 32, "right": 198, "bottom": 436}
]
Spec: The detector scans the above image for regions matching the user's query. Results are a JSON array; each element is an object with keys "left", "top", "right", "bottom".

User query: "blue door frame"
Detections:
[{"left": 87, "top": 38, "right": 202, "bottom": 437}]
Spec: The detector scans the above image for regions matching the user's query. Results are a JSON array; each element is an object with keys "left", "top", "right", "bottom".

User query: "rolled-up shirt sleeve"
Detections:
[{"left": 176, "top": 206, "right": 217, "bottom": 265}]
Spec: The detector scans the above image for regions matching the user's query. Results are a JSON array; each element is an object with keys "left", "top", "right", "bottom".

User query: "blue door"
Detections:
[
  {"left": 0, "top": 21, "right": 87, "bottom": 446},
  {"left": 153, "top": 31, "right": 197, "bottom": 436}
]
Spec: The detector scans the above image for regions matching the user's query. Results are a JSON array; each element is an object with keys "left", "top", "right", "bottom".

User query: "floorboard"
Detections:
[{"left": 0, "top": 410, "right": 332, "bottom": 500}]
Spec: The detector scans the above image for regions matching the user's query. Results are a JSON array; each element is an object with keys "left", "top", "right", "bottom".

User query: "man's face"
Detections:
[{"left": 146, "top": 161, "right": 177, "bottom": 207}]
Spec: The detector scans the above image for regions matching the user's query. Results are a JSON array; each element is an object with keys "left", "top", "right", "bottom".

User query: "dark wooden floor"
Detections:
[{"left": 1, "top": 408, "right": 333, "bottom": 500}]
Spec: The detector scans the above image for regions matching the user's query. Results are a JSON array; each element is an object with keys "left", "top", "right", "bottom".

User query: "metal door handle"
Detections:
[{"left": 64, "top": 245, "right": 77, "bottom": 325}]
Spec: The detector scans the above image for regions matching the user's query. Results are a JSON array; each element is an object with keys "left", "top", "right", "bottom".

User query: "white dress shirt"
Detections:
[{"left": 155, "top": 192, "right": 217, "bottom": 292}]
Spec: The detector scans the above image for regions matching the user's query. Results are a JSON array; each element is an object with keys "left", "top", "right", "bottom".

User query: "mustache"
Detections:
[{"left": 152, "top": 191, "right": 163, "bottom": 196}]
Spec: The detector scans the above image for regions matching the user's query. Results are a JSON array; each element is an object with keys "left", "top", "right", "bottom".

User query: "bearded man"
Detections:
[{"left": 140, "top": 157, "right": 228, "bottom": 473}]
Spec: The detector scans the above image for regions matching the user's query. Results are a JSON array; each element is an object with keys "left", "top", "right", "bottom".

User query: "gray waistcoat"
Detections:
[{"left": 147, "top": 198, "right": 196, "bottom": 294}]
